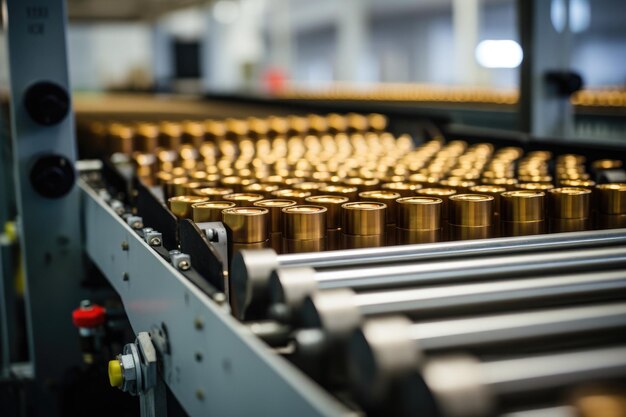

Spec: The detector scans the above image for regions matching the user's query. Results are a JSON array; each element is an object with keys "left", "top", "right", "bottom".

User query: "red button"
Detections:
[{"left": 72, "top": 304, "right": 106, "bottom": 328}]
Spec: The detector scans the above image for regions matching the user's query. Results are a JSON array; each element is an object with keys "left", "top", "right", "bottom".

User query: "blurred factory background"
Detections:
[{"left": 50, "top": 0, "right": 625, "bottom": 141}]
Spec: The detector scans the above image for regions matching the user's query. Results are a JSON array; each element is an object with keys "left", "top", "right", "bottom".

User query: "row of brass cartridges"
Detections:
[
  {"left": 167, "top": 182, "right": 626, "bottom": 242},
  {"left": 133, "top": 131, "right": 414, "bottom": 186},
  {"left": 91, "top": 113, "right": 389, "bottom": 155}
]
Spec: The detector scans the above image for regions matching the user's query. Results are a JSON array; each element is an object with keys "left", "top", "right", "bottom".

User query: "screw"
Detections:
[
  {"left": 131, "top": 221, "right": 143, "bottom": 229},
  {"left": 194, "top": 317, "right": 204, "bottom": 330},
  {"left": 121, "top": 241, "right": 129, "bottom": 251},
  {"left": 196, "top": 389, "right": 205, "bottom": 401},
  {"left": 213, "top": 293, "right": 227, "bottom": 305},
  {"left": 205, "top": 229, "right": 216, "bottom": 241},
  {"left": 149, "top": 237, "right": 161, "bottom": 246},
  {"left": 178, "top": 260, "right": 190, "bottom": 271}
]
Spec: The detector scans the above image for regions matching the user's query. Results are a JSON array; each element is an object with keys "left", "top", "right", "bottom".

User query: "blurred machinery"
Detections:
[{"left": 1, "top": 0, "right": 626, "bottom": 417}]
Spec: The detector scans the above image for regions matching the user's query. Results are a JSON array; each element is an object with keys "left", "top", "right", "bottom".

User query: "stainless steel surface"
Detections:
[
  {"left": 273, "top": 246, "right": 626, "bottom": 313},
  {"left": 424, "top": 346, "right": 626, "bottom": 417},
  {"left": 3, "top": 0, "right": 85, "bottom": 413},
  {"left": 301, "top": 270, "right": 626, "bottom": 335},
  {"left": 349, "top": 304, "right": 626, "bottom": 410},
  {"left": 81, "top": 180, "right": 351, "bottom": 417},
  {"left": 231, "top": 229, "right": 626, "bottom": 317}
]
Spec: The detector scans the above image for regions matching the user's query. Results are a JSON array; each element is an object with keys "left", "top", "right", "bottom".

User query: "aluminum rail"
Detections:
[
  {"left": 271, "top": 246, "right": 626, "bottom": 315},
  {"left": 231, "top": 229, "right": 626, "bottom": 318},
  {"left": 421, "top": 345, "right": 626, "bottom": 417},
  {"left": 298, "top": 270, "right": 626, "bottom": 338}
]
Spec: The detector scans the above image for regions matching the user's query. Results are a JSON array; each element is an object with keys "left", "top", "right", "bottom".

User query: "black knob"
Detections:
[
  {"left": 545, "top": 71, "right": 584, "bottom": 97},
  {"left": 30, "top": 155, "right": 75, "bottom": 198},
  {"left": 24, "top": 81, "right": 70, "bottom": 125}
]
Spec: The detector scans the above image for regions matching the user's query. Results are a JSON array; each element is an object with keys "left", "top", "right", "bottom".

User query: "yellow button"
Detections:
[{"left": 108, "top": 359, "right": 123, "bottom": 388}]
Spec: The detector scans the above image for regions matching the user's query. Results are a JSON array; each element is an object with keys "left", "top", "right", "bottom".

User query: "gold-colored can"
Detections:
[
  {"left": 502, "top": 221, "right": 546, "bottom": 237},
  {"left": 284, "top": 238, "right": 326, "bottom": 254},
  {"left": 168, "top": 196, "right": 209, "bottom": 219},
  {"left": 596, "top": 183, "right": 626, "bottom": 214},
  {"left": 293, "top": 181, "right": 326, "bottom": 195},
  {"left": 163, "top": 177, "right": 188, "bottom": 200},
  {"left": 221, "top": 176, "right": 256, "bottom": 192},
  {"left": 549, "top": 187, "right": 591, "bottom": 219},
  {"left": 359, "top": 190, "right": 401, "bottom": 224},
  {"left": 481, "top": 177, "right": 518, "bottom": 190},
  {"left": 192, "top": 201, "right": 236, "bottom": 223},
  {"left": 222, "top": 207, "right": 269, "bottom": 243},
  {"left": 381, "top": 182, "right": 421, "bottom": 197},
  {"left": 342, "top": 234, "right": 385, "bottom": 249},
  {"left": 342, "top": 202, "right": 386, "bottom": 236},
  {"left": 305, "top": 195, "right": 349, "bottom": 229},
  {"left": 469, "top": 185, "right": 507, "bottom": 215},
  {"left": 243, "top": 183, "right": 280, "bottom": 198},
  {"left": 107, "top": 123, "right": 134, "bottom": 155},
  {"left": 515, "top": 182, "right": 555, "bottom": 191},
  {"left": 343, "top": 177, "right": 380, "bottom": 192},
  {"left": 224, "top": 193, "right": 264, "bottom": 206},
  {"left": 417, "top": 188, "right": 457, "bottom": 219},
  {"left": 195, "top": 187, "right": 234, "bottom": 199},
  {"left": 449, "top": 194, "right": 494, "bottom": 227},
  {"left": 559, "top": 179, "right": 596, "bottom": 188},
  {"left": 253, "top": 199, "right": 297, "bottom": 233},
  {"left": 134, "top": 123, "right": 159, "bottom": 153},
  {"left": 319, "top": 185, "right": 359, "bottom": 201},
  {"left": 396, "top": 228, "right": 441, "bottom": 244},
  {"left": 282, "top": 205, "right": 327, "bottom": 240},
  {"left": 271, "top": 189, "right": 312, "bottom": 205},
  {"left": 501, "top": 190, "right": 545, "bottom": 222},
  {"left": 396, "top": 196, "right": 442, "bottom": 230},
  {"left": 592, "top": 159, "right": 623, "bottom": 170}
]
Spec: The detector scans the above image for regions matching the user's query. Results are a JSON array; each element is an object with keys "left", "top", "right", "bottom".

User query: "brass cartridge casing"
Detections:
[
  {"left": 396, "top": 228, "right": 441, "bottom": 244},
  {"left": 396, "top": 196, "right": 442, "bottom": 230},
  {"left": 559, "top": 179, "right": 596, "bottom": 188},
  {"left": 168, "top": 196, "right": 209, "bottom": 219},
  {"left": 501, "top": 190, "right": 545, "bottom": 222},
  {"left": 343, "top": 177, "right": 380, "bottom": 192},
  {"left": 417, "top": 188, "right": 457, "bottom": 219},
  {"left": 135, "top": 123, "right": 159, "bottom": 153},
  {"left": 293, "top": 182, "right": 326, "bottom": 195},
  {"left": 282, "top": 206, "right": 327, "bottom": 240},
  {"left": 305, "top": 195, "right": 350, "bottom": 229},
  {"left": 449, "top": 194, "right": 494, "bottom": 227},
  {"left": 381, "top": 182, "right": 421, "bottom": 197},
  {"left": 515, "top": 182, "right": 555, "bottom": 191},
  {"left": 224, "top": 193, "right": 264, "bottom": 206},
  {"left": 284, "top": 238, "right": 326, "bottom": 254},
  {"left": 549, "top": 187, "right": 591, "bottom": 219},
  {"left": 342, "top": 202, "right": 386, "bottom": 236},
  {"left": 319, "top": 185, "right": 359, "bottom": 201},
  {"left": 481, "top": 177, "right": 518, "bottom": 190},
  {"left": 469, "top": 185, "right": 507, "bottom": 215},
  {"left": 359, "top": 190, "right": 401, "bottom": 224},
  {"left": 253, "top": 199, "right": 297, "bottom": 233},
  {"left": 503, "top": 221, "right": 546, "bottom": 237},
  {"left": 221, "top": 176, "right": 257, "bottom": 192},
  {"left": 596, "top": 183, "right": 626, "bottom": 214},
  {"left": 163, "top": 177, "right": 188, "bottom": 199},
  {"left": 342, "top": 233, "right": 385, "bottom": 249},
  {"left": 182, "top": 181, "right": 216, "bottom": 196},
  {"left": 222, "top": 207, "right": 269, "bottom": 243},
  {"left": 243, "top": 183, "right": 280, "bottom": 198},
  {"left": 195, "top": 187, "right": 234, "bottom": 199},
  {"left": 271, "top": 189, "right": 312, "bottom": 205},
  {"left": 192, "top": 201, "right": 236, "bottom": 223}
]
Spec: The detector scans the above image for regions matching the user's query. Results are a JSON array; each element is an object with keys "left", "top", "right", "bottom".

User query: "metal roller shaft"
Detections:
[
  {"left": 422, "top": 346, "right": 626, "bottom": 417},
  {"left": 273, "top": 246, "right": 626, "bottom": 315},
  {"left": 231, "top": 228, "right": 626, "bottom": 318},
  {"left": 349, "top": 305, "right": 626, "bottom": 411},
  {"left": 299, "top": 270, "right": 626, "bottom": 338}
]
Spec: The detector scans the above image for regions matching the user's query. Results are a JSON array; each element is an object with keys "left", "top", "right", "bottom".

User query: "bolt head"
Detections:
[{"left": 119, "top": 354, "right": 137, "bottom": 382}]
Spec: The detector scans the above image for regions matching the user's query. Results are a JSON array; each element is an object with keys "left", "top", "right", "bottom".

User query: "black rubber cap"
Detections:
[
  {"left": 24, "top": 81, "right": 70, "bottom": 125},
  {"left": 30, "top": 155, "right": 75, "bottom": 198}
]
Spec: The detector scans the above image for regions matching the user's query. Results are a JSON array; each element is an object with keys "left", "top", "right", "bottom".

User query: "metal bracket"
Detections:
[{"left": 196, "top": 221, "right": 229, "bottom": 267}]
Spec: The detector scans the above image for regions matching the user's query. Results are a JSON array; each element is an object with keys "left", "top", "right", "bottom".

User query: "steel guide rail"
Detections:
[{"left": 80, "top": 179, "right": 351, "bottom": 417}]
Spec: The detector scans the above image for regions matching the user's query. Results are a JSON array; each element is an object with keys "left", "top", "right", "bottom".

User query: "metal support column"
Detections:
[
  {"left": 519, "top": 0, "right": 576, "bottom": 138},
  {"left": 3, "top": 0, "right": 84, "bottom": 414}
]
